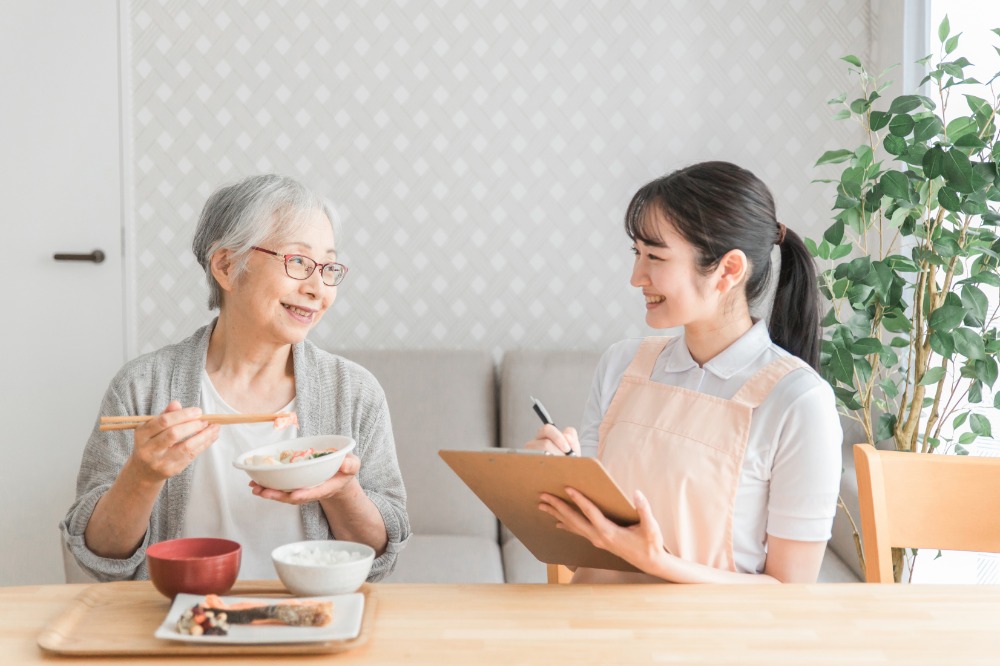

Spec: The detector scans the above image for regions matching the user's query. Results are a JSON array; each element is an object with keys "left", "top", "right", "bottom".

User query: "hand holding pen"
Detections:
[{"left": 527, "top": 396, "right": 580, "bottom": 456}]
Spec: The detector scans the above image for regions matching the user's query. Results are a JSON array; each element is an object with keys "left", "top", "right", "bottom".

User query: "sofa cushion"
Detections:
[
  {"left": 382, "top": 534, "right": 504, "bottom": 584},
  {"left": 501, "top": 536, "right": 547, "bottom": 583},
  {"left": 817, "top": 545, "right": 861, "bottom": 583},
  {"left": 343, "top": 350, "right": 499, "bottom": 541},
  {"left": 499, "top": 350, "right": 603, "bottom": 452}
]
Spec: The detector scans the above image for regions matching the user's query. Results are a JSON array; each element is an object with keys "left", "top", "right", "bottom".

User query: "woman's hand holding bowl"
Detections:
[{"left": 249, "top": 452, "right": 361, "bottom": 504}]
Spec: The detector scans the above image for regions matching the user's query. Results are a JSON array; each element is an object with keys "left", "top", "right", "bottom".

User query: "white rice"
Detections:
[{"left": 284, "top": 546, "right": 362, "bottom": 566}]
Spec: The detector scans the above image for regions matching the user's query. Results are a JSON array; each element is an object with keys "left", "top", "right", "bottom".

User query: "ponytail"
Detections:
[
  {"left": 768, "top": 227, "right": 820, "bottom": 370},
  {"left": 625, "top": 161, "right": 822, "bottom": 370}
]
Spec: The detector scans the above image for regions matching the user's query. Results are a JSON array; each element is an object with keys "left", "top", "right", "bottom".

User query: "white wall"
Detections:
[{"left": 128, "top": 0, "right": 875, "bottom": 357}]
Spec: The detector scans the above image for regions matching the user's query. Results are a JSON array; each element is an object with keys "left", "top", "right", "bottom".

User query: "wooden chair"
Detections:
[
  {"left": 546, "top": 564, "right": 573, "bottom": 584},
  {"left": 853, "top": 443, "right": 1000, "bottom": 583}
]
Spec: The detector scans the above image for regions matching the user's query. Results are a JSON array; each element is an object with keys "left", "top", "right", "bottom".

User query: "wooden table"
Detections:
[{"left": 3, "top": 581, "right": 1000, "bottom": 664}]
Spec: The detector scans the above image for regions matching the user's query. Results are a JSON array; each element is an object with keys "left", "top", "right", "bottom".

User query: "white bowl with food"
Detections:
[
  {"left": 271, "top": 540, "right": 376, "bottom": 596},
  {"left": 232, "top": 435, "right": 355, "bottom": 492}
]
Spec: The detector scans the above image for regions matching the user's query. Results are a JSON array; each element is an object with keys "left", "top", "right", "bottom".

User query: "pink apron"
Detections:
[{"left": 572, "top": 337, "right": 807, "bottom": 583}]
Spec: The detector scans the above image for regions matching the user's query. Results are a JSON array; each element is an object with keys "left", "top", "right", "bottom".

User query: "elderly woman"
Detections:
[{"left": 60, "top": 174, "right": 409, "bottom": 581}]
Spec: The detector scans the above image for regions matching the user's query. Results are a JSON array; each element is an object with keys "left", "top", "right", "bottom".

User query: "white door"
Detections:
[{"left": 0, "top": 1, "right": 124, "bottom": 584}]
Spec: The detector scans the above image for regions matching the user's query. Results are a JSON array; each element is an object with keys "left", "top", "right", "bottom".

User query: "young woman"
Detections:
[
  {"left": 527, "top": 161, "right": 842, "bottom": 584},
  {"left": 61, "top": 174, "right": 409, "bottom": 581}
]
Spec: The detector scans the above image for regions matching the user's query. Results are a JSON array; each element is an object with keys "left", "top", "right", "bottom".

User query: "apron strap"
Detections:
[
  {"left": 622, "top": 337, "right": 673, "bottom": 379},
  {"left": 730, "top": 355, "right": 810, "bottom": 408}
]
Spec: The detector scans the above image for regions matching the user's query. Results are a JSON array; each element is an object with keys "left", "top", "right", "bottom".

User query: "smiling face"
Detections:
[
  {"left": 214, "top": 208, "right": 338, "bottom": 347},
  {"left": 630, "top": 211, "right": 715, "bottom": 330}
]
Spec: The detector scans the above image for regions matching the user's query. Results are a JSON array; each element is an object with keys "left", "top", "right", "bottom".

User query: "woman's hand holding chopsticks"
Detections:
[
  {"left": 84, "top": 401, "right": 220, "bottom": 558},
  {"left": 126, "top": 400, "right": 220, "bottom": 484}
]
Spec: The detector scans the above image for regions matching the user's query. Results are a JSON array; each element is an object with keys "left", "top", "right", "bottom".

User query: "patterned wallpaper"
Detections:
[{"left": 130, "top": 0, "right": 871, "bottom": 355}]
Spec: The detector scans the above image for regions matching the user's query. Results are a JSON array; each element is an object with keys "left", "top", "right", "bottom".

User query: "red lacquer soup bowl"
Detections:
[{"left": 145, "top": 537, "right": 241, "bottom": 599}]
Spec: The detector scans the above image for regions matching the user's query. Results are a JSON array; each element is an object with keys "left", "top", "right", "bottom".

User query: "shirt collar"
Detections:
[{"left": 662, "top": 320, "right": 772, "bottom": 379}]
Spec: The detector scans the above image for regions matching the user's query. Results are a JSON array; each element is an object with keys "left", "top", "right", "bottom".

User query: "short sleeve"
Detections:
[
  {"left": 578, "top": 340, "right": 640, "bottom": 458},
  {"left": 765, "top": 379, "right": 843, "bottom": 542}
]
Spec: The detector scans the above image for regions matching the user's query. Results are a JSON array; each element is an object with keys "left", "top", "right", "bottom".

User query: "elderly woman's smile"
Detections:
[{"left": 64, "top": 174, "right": 409, "bottom": 584}]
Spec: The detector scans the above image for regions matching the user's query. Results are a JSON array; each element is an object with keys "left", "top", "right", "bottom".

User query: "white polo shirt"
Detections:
[{"left": 579, "top": 320, "right": 842, "bottom": 574}]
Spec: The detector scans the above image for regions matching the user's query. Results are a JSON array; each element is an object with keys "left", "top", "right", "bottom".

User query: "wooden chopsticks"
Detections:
[{"left": 99, "top": 413, "right": 296, "bottom": 431}]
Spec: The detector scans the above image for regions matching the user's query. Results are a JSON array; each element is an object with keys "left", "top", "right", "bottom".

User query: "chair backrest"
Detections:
[{"left": 853, "top": 443, "right": 1000, "bottom": 583}]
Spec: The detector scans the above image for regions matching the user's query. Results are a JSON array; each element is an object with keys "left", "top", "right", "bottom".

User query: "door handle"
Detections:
[{"left": 53, "top": 250, "right": 105, "bottom": 264}]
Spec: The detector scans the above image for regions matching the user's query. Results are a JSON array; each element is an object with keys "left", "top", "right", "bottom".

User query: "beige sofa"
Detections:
[
  {"left": 63, "top": 347, "right": 863, "bottom": 584},
  {"left": 343, "top": 348, "right": 863, "bottom": 584}
]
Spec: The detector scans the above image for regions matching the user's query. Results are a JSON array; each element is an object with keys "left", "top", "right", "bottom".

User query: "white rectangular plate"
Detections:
[{"left": 154, "top": 593, "right": 364, "bottom": 645}]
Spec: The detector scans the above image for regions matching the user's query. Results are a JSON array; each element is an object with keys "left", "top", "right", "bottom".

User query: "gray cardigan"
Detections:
[{"left": 59, "top": 322, "right": 410, "bottom": 582}]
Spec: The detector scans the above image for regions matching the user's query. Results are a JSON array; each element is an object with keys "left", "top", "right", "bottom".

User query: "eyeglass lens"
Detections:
[{"left": 284, "top": 255, "right": 345, "bottom": 286}]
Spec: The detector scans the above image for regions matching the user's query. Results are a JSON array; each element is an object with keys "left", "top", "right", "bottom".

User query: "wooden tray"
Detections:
[{"left": 37, "top": 580, "right": 377, "bottom": 656}]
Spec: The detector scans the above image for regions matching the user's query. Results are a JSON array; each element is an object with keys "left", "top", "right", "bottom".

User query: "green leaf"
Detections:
[
  {"left": 994, "top": 392, "right": 1000, "bottom": 409},
  {"left": 883, "top": 134, "right": 907, "bottom": 156},
  {"left": 868, "top": 110, "right": 891, "bottom": 131},
  {"left": 965, "top": 94, "right": 992, "bottom": 119},
  {"left": 938, "top": 186, "right": 962, "bottom": 212},
  {"left": 886, "top": 254, "right": 920, "bottom": 272},
  {"left": 845, "top": 256, "right": 873, "bottom": 281},
  {"left": 851, "top": 337, "right": 884, "bottom": 355},
  {"left": 923, "top": 146, "right": 946, "bottom": 178},
  {"left": 879, "top": 380, "right": 900, "bottom": 401},
  {"left": 953, "top": 328, "right": 987, "bottom": 360},
  {"left": 971, "top": 413, "right": 992, "bottom": 437},
  {"left": 840, "top": 166, "right": 864, "bottom": 199},
  {"left": 955, "top": 133, "right": 986, "bottom": 150},
  {"left": 930, "top": 330, "right": 955, "bottom": 357},
  {"left": 888, "top": 95, "right": 923, "bottom": 114},
  {"left": 938, "top": 15, "right": 950, "bottom": 42},
  {"left": 913, "top": 116, "right": 944, "bottom": 142},
  {"left": 816, "top": 149, "right": 854, "bottom": 166},
  {"left": 946, "top": 116, "right": 979, "bottom": 144},
  {"left": 804, "top": 236, "right": 819, "bottom": 257},
  {"left": 832, "top": 108, "right": 851, "bottom": 121},
  {"left": 842, "top": 54, "right": 863, "bottom": 68},
  {"left": 829, "top": 243, "right": 853, "bottom": 260},
  {"left": 976, "top": 357, "right": 999, "bottom": 388},
  {"left": 880, "top": 170, "right": 910, "bottom": 199},
  {"left": 881, "top": 311, "right": 912, "bottom": 333},
  {"left": 875, "top": 413, "right": 898, "bottom": 442},
  {"left": 833, "top": 386, "right": 863, "bottom": 411},
  {"left": 888, "top": 114, "right": 915, "bottom": 137},
  {"left": 961, "top": 284, "right": 988, "bottom": 326},
  {"left": 953, "top": 411, "right": 969, "bottom": 429},
  {"left": 823, "top": 221, "right": 845, "bottom": 246},
  {"left": 941, "top": 149, "right": 974, "bottom": 193},
  {"left": 828, "top": 344, "right": 855, "bottom": 385},
  {"left": 919, "top": 367, "right": 947, "bottom": 385},
  {"left": 929, "top": 305, "right": 967, "bottom": 332},
  {"left": 944, "top": 34, "right": 960, "bottom": 54},
  {"left": 959, "top": 432, "right": 978, "bottom": 445}
]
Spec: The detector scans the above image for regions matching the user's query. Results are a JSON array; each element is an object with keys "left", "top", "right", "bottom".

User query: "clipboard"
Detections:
[{"left": 438, "top": 449, "right": 641, "bottom": 572}]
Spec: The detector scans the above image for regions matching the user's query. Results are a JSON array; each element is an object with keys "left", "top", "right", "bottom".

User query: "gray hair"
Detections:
[{"left": 191, "top": 174, "right": 339, "bottom": 310}]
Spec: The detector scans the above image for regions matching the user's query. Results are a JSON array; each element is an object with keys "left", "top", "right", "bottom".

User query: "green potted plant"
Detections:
[{"left": 810, "top": 18, "right": 1000, "bottom": 582}]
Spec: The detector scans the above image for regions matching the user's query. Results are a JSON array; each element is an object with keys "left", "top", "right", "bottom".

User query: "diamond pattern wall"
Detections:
[{"left": 131, "top": 0, "right": 871, "bottom": 355}]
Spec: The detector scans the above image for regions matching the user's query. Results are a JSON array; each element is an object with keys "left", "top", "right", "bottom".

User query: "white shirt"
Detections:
[
  {"left": 580, "top": 320, "right": 842, "bottom": 574},
  {"left": 180, "top": 372, "right": 306, "bottom": 579}
]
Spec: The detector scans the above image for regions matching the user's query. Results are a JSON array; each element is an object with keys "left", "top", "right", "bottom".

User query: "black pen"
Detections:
[{"left": 530, "top": 396, "right": 576, "bottom": 456}]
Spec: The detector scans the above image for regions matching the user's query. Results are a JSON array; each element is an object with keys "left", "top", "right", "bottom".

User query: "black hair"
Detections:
[{"left": 624, "top": 161, "right": 820, "bottom": 370}]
